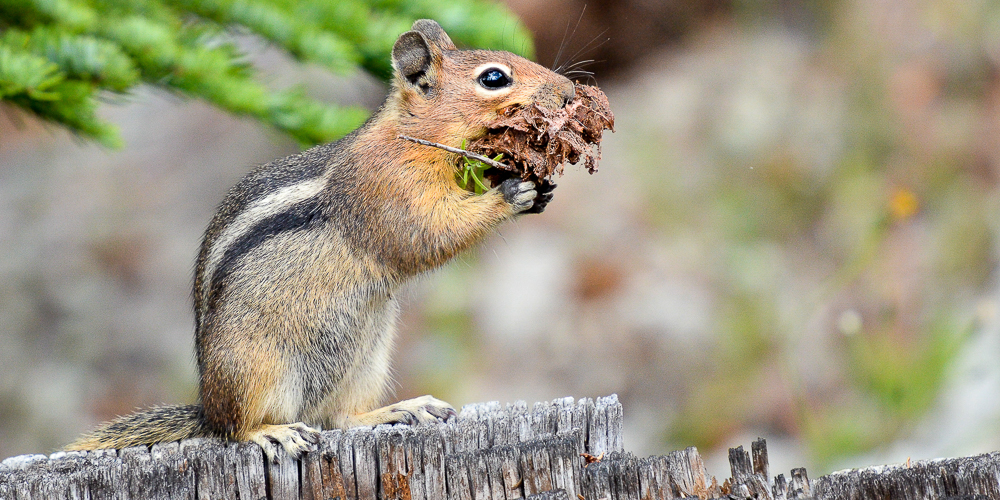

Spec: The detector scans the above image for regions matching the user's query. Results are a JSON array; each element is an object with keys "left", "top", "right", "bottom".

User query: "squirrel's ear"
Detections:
[
  {"left": 392, "top": 31, "right": 432, "bottom": 87},
  {"left": 410, "top": 19, "right": 457, "bottom": 51},
  {"left": 392, "top": 20, "right": 454, "bottom": 93}
]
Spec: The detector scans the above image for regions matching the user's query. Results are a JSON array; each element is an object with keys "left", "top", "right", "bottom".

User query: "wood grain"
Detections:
[{"left": 3, "top": 395, "right": 999, "bottom": 499}]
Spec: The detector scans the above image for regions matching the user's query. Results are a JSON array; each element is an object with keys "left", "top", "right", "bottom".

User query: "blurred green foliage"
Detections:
[{"left": 0, "top": 0, "right": 534, "bottom": 147}]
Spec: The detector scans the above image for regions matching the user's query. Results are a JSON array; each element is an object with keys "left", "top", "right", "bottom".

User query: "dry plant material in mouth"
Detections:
[
  {"left": 470, "top": 83, "right": 615, "bottom": 186},
  {"left": 398, "top": 84, "right": 614, "bottom": 205}
]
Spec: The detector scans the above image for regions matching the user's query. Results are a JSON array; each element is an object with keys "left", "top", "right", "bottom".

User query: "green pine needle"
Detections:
[
  {"left": 0, "top": 0, "right": 534, "bottom": 148},
  {"left": 456, "top": 139, "right": 502, "bottom": 195}
]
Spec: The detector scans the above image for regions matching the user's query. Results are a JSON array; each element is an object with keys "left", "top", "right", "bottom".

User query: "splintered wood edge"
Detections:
[
  {"left": 3, "top": 395, "right": 1000, "bottom": 500},
  {"left": 0, "top": 395, "right": 624, "bottom": 499},
  {"left": 811, "top": 452, "right": 1000, "bottom": 498}
]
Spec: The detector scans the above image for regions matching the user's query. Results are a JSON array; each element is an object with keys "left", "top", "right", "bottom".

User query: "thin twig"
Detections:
[{"left": 397, "top": 135, "right": 507, "bottom": 170}]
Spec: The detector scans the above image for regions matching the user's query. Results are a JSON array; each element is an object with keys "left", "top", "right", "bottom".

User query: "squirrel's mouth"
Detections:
[{"left": 482, "top": 167, "right": 512, "bottom": 188}]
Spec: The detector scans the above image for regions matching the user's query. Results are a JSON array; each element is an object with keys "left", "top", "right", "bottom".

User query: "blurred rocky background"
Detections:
[{"left": 3, "top": 0, "right": 1000, "bottom": 477}]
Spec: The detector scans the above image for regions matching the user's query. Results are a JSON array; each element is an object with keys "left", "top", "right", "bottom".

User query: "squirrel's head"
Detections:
[{"left": 388, "top": 19, "right": 575, "bottom": 144}]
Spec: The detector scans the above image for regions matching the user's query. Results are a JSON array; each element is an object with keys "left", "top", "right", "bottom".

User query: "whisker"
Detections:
[
  {"left": 565, "top": 61, "right": 604, "bottom": 78},
  {"left": 566, "top": 73, "right": 596, "bottom": 85},
  {"left": 553, "top": 5, "right": 588, "bottom": 72},
  {"left": 562, "top": 59, "right": 597, "bottom": 72},
  {"left": 560, "top": 28, "right": 610, "bottom": 74},
  {"left": 552, "top": 22, "right": 569, "bottom": 70}
]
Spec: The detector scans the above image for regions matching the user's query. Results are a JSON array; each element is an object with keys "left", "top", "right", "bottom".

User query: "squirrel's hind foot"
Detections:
[
  {"left": 352, "top": 395, "right": 457, "bottom": 427},
  {"left": 247, "top": 422, "right": 320, "bottom": 463}
]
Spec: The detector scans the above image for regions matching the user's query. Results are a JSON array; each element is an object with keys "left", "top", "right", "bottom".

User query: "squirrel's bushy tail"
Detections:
[{"left": 65, "top": 404, "right": 214, "bottom": 451}]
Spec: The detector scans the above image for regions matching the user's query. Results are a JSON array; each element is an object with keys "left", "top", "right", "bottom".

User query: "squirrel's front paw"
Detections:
[{"left": 499, "top": 178, "right": 537, "bottom": 214}]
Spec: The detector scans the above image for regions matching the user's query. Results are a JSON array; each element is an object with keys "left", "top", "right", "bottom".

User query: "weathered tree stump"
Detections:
[{"left": 1, "top": 394, "right": 998, "bottom": 499}]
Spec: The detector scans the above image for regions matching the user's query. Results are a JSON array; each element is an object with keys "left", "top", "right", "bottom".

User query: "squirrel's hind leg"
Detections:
[
  {"left": 244, "top": 422, "right": 320, "bottom": 463},
  {"left": 348, "top": 395, "right": 457, "bottom": 427}
]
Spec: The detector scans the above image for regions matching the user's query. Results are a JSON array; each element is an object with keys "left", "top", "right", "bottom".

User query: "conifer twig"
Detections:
[{"left": 397, "top": 135, "right": 507, "bottom": 170}]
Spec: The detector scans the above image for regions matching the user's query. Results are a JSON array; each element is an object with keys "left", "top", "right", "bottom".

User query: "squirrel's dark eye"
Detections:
[{"left": 477, "top": 68, "right": 511, "bottom": 89}]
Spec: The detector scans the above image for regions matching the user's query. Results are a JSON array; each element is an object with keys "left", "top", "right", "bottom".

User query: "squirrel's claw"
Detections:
[
  {"left": 351, "top": 395, "right": 457, "bottom": 427},
  {"left": 500, "top": 178, "right": 537, "bottom": 214},
  {"left": 247, "top": 422, "right": 320, "bottom": 463},
  {"left": 388, "top": 395, "right": 457, "bottom": 425},
  {"left": 525, "top": 181, "right": 556, "bottom": 214}
]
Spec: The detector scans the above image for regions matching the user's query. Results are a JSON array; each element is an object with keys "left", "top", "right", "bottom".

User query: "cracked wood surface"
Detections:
[{"left": 1, "top": 395, "right": 998, "bottom": 499}]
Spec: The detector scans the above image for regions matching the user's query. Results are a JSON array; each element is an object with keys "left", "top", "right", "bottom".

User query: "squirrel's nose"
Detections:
[
  {"left": 533, "top": 78, "right": 576, "bottom": 110},
  {"left": 559, "top": 79, "right": 576, "bottom": 107}
]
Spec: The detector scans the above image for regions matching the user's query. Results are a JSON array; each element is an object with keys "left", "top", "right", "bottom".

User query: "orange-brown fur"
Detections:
[{"left": 67, "top": 19, "right": 573, "bottom": 458}]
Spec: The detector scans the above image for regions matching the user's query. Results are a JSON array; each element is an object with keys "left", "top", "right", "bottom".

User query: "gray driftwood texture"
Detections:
[{"left": 1, "top": 394, "right": 998, "bottom": 499}]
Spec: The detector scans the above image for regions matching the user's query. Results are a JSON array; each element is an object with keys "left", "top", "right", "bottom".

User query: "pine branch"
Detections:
[{"left": 0, "top": 0, "right": 535, "bottom": 147}]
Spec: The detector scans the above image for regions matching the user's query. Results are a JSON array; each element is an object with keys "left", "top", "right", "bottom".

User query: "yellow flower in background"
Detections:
[{"left": 890, "top": 188, "right": 919, "bottom": 220}]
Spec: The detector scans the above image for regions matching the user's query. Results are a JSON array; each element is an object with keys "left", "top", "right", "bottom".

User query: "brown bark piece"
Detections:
[{"left": 470, "top": 84, "right": 614, "bottom": 186}]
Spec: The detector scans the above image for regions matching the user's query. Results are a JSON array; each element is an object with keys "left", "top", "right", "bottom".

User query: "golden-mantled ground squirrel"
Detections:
[{"left": 66, "top": 20, "right": 574, "bottom": 461}]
